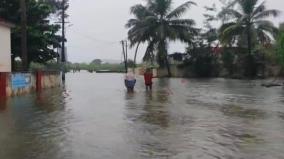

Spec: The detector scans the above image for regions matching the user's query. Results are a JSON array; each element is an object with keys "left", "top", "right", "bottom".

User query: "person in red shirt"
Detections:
[{"left": 144, "top": 68, "right": 154, "bottom": 90}]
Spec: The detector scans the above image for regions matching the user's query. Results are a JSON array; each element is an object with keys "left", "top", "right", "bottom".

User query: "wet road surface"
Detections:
[{"left": 0, "top": 72, "right": 284, "bottom": 159}]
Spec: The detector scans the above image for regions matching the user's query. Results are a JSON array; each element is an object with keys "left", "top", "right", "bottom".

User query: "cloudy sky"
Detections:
[{"left": 66, "top": 0, "right": 284, "bottom": 63}]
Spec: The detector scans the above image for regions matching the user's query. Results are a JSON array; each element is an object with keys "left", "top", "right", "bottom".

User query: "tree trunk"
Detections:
[
  {"left": 20, "top": 0, "right": 28, "bottom": 71},
  {"left": 121, "top": 41, "right": 128, "bottom": 73},
  {"left": 133, "top": 42, "right": 140, "bottom": 70},
  {"left": 158, "top": 40, "right": 171, "bottom": 77},
  {"left": 165, "top": 56, "right": 172, "bottom": 77},
  {"left": 246, "top": 24, "right": 255, "bottom": 78},
  {"left": 247, "top": 25, "right": 252, "bottom": 55}
]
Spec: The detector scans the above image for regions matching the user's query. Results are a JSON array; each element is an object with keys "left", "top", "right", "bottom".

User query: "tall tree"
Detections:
[
  {"left": 218, "top": 0, "right": 280, "bottom": 77},
  {"left": 276, "top": 23, "right": 284, "bottom": 67},
  {"left": 219, "top": 0, "right": 280, "bottom": 49},
  {"left": 20, "top": 0, "right": 28, "bottom": 70},
  {"left": 0, "top": 0, "right": 63, "bottom": 68},
  {"left": 202, "top": 4, "right": 218, "bottom": 47},
  {"left": 91, "top": 59, "right": 102, "bottom": 65},
  {"left": 126, "top": 0, "right": 198, "bottom": 77}
]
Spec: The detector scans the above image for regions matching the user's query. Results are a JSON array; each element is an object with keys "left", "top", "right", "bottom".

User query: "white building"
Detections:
[{"left": 0, "top": 18, "right": 13, "bottom": 72}]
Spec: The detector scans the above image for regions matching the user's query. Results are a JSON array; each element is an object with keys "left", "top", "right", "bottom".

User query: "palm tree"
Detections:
[
  {"left": 218, "top": 0, "right": 280, "bottom": 77},
  {"left": 277, "top": 23, "right": 284, "bottom": 67},
  {"left": 126, "top": 0, "right": 198, "bottom": 77},
  {"left": 280, "top": 23, "right": 284, "bottom": 47}
]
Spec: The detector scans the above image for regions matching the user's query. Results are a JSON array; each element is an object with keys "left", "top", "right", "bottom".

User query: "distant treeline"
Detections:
[{"left": 65, "top": 59, "right": 138, "bottom": 72}]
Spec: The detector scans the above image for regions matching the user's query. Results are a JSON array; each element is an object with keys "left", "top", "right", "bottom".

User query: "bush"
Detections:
[
  {"left": 183, "top": 46, "right": 219, "bottom": 77},
  {"left": 221, "top": 48, "right": 235, "bottom": 75},
  {"left": 29, "top": 62, "right": 46, "bottom": 71},
  {"left": 29, "top": 62, "right": 62, "bottom": 72},
  {"left": 276, "top": 33, "right": 284, "bottom": 67}
]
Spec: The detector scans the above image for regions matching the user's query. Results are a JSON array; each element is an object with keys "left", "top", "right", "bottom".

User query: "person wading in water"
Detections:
[
  {"left": 144, "top": 68, "right": 154, "bottom": 91},
  {"left": 125, "top": 71, "right": 136, "bottom": 92}
]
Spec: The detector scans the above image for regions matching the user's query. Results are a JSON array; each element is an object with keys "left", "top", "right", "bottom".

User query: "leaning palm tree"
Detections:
[
  {"left": 126, "top": 0, "right": 198, "bottom": 77},
  {"left": 218, "top": 0, "right": 280, "bottom": 77}
]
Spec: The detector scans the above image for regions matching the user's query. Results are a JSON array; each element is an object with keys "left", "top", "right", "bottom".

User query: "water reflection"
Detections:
[
  {"left": 124, "top": 79, "right": 173, "bottom": 158},
  {"left": 35, "top": 89, "right": 67, "bottom": 113},
  {"left": 278, "top": 112, "right": 284, "bottom": 120},
  {"left": 1, "top": 73, "right": 284, "bottom": 159},
  {"left": 125, "top": 79, "right": 171, "bottom": 128},
  {"left": 0, "top": 98, "right": 8, "bottom": 113},
  {"left": 221, "top": 105, "right": 267, "bottom": 119},
  {"left": 141, "top": 92, "right": 170, "bottom": 128},
  {"left": 0, "top": 89, "right": 72, "bottom": 159}
]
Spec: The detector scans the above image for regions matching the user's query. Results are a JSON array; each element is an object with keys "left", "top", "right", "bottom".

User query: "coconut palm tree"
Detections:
[
  {"left": 277, "top": 24, "right": 284, "bottom": 67},
  {"left": 280, "top": 23, "right": 284, "bottom": 47},
  {"left": 126, "top": 0, "right": 198, "bottom": 77},
  {"left": 218, "top": 0, "right": 280, "bottom": 77}
]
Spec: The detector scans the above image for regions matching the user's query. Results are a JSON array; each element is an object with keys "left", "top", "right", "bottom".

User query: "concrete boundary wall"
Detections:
[
  {"left": 41, "top": 72, "right": 61, "bottom": 89},
  {"left": 0, "top": 72, "right": 7, "bottom": 97},
  {"left": 0, "top": 71, "right": 61, "bottom": 97},
  {"left": 157, "top": 65, "right": 186, "bottom": 78}
]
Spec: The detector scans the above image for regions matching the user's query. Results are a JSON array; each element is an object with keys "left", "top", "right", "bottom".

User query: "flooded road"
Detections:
[{"left": 1, "top": 72, "right": 284, "bottom": 159}]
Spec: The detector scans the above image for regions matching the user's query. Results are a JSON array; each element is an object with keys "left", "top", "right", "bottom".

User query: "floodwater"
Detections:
[{"left": 0, "top": 72, "right": 284, "bottom": 159}]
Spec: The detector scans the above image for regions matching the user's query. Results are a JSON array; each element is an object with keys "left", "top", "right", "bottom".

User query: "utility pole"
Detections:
[
  {"left": 125, "top": 40, "right": 128, "bottom": 64},
  {"left": 124, "top": 40, "right": 128, "bottom": 72},
  {"left": 61, "top": 0, "right": 66, "bottom": 82},
  {"left": 20, "top": 0, "right": 28, "bottom": 71},
  {"left": 61, "top": 0, "right": 66, "bottom": 63},
  {"left": 121, "top": 40, "right": 128, "bottom": 73}
]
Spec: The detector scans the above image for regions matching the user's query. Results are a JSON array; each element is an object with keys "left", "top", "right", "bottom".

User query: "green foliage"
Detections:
[
  {"left": 276, "top": 32, "right": 284, "bottom": 67},
  {"left": 126, "top": 0, "right": 198, "bottom": 76},
  {"left": 65, "top": 61, "right": 127, "bottom": 73},
  {"left": 29, "top": 62, "right": 46, "bottom": 71},
  {"left": 202, "top": 4, "right": 218, "bottom": 46},
  {"left": 218, "top": 0, "right": 280, "bottom": 48},
  {"left": 127, "top": 59, "right": 135, "bottom": 68},
  {"left": 29, "top": 61, "right": 62, "bottom": 72},
  {"left": 222, "top": 48, "right": 235, "bottom": 75},
  {"left": 94, "top": 63, "right": 125, "bottom": 72},
  {"left": 0, "top": 0, "right": 64, "bottom": 64},
  {"left": 91, "top": 59, "right": 102, "bottom": 65},
  {"left": 183, "top": 45, "right": 219, "bottom": 77},
  {"left": 218, "top": 0, "right": 280, "bottom": 77}
]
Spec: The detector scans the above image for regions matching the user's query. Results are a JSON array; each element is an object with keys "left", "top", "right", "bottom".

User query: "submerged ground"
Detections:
[{"left": 0, "top": 72, "right": 284, "bottom": 159}]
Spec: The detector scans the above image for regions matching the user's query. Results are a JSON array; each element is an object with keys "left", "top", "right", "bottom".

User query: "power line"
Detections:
[{"left": 69, "top": 29, "right": 122, "bottom": 45}]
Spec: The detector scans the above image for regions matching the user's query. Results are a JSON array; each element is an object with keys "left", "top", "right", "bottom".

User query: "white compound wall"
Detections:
[{"left": 0, "top": 24, "right": 12, "bottom": 72}]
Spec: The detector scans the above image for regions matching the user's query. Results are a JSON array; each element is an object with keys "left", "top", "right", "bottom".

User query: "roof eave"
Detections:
[{"left": 0, "top": 21, "right": 15, "bottom": 28}]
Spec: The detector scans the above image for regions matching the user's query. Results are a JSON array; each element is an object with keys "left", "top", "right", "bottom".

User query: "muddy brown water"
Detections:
[{"left": 0, "top": 72, "right": 284, "bottom": 159}]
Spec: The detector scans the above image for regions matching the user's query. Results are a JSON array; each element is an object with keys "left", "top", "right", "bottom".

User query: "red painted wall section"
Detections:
[
  {"left": 36, "top": 71, "right": 43, "bottom": 92},
  {"left": 0, "top": 72, "right": 7, "bottom": 98}
]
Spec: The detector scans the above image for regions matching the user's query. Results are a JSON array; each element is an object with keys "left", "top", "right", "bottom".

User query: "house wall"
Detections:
[
  {"left": 0, "top": 71, "right": 61, "bottom": 97},
  {"left": 0, "top": 25, "right": 12, "bottom": 72}
]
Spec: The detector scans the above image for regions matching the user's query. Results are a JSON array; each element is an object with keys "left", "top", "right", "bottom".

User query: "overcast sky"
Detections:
[{"left": 66, "top": 0, "right": 284, "bottom": 63}]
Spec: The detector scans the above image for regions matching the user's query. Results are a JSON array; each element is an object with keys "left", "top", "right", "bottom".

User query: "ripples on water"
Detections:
[{"left": 0, "top": 73, "right": 284, "bottom": 159}]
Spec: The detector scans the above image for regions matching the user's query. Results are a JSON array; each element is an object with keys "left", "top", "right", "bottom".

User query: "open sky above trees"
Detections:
[{"left": 66, "top": 0, "right": 284, "bottom": 63}]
